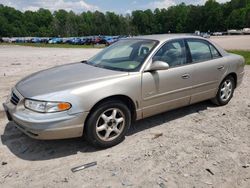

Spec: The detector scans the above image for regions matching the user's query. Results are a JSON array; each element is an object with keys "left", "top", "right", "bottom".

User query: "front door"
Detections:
[{"left": 141, "top": 39, "right": 193, "bottom": 118}]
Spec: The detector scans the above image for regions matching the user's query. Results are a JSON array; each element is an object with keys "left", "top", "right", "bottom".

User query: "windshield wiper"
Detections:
[
  {"left": 82, "top": 61, "right": 127, "bottom": 72},
  {"left": 81, "top": 60, "right": 88, "bottom": 64},
  {"left": 82, "top": 60, "right": 97, "bottom": 66},
  {"left": 102, "top": 66, "right": 128, "bottom": 72},
  {"left": 83, "top": 61, "right": 102, "bottom": 68}
]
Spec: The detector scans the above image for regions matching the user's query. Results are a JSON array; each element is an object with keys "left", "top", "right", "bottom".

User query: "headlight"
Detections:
[{"left": 24, "top": 99, "right": 71, "bottom": 113}]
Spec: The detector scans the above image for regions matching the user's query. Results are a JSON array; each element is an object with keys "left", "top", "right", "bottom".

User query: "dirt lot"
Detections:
[
  {"left": 0, "top": 39, "right": 250, "bottom": 188},
  {"left": 211, "top": 35, "right": 250, "bottom": 50}
]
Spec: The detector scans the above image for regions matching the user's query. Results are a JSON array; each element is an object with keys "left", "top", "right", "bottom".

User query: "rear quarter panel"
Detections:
[{"left": 224, "top": 53, "right": 245, "bottom": 87}]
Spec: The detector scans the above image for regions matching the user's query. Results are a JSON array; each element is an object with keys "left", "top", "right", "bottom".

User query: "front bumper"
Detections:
[{"left": 3, "top": 89, "right": 88, "bottom": 140}]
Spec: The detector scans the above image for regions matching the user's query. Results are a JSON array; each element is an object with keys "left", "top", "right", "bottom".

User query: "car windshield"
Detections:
[{"left": 86, "top": 39, "right": 158, "bottom": 71}]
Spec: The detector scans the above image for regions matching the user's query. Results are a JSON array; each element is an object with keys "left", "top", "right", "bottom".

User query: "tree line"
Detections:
[{"left": 0, "top": 0, "right": 250, "bottom": 37}]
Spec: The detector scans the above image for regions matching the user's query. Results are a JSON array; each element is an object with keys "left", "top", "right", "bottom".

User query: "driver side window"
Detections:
[{"left": 153, "top": 40, "right": 186, "bottom": 68}]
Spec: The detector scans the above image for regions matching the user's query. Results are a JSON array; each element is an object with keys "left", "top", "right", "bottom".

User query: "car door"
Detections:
[
  {"left": 141, "top": 39, "right": 194, "bottom": 118},
  {"left": 185, "top": 39, "right": 228, "bottom": 104}
]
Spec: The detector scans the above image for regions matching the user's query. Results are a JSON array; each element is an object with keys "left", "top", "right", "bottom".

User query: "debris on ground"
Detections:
[
  {"left": 71, "top": 161, "right": 97, "bottom": 173},
  {"left": 11, "top": 63, "right": 21, "bottom": 66},
  {"left": 206, "top": 168, "right": 214, "bottom": 175},
  {"left": 242, "top": 164, "right": 250, "bottom": 168},
  {"left": 183, "top": 173, "right": 189, "bottom": 177},
  {"left": 121, "top": 179, "right": 133, "bottom": 186},
  {"left": 159, "top": 176, "right": 168, "bottom": 182},
  {"left": 1, "top": 162, "right": 7, "bottom": 165},
  {"left": 203, "top": 181, "right": 213, "bottom": 185},
  {"left": 152, "top": 133, "right": 163, "bottom": 139},
  {"left": 3, "top": 173, "right": 12, "bottom": 179},
  {"left": 62, "top": 178, "right": 68, "bottom": 183},
  {"left": 158, "top": 182, "right": 166, "bottom": 188}
]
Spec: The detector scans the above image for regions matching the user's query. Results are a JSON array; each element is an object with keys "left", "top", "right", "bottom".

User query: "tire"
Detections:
[
  {"left": 84, "top": 100, "right": 131, "bottom": 148},
  {"left": 211, "top": 76, "right": 235, "bottom": 106}
]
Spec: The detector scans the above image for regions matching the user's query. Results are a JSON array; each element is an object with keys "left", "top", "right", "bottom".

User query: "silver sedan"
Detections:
[{"left": 3, "top": 35, "right": 245, "bottom": 148}]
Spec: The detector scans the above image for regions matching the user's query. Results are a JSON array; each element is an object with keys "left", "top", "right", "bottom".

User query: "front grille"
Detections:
[{"left": 10, "top": 91, "right": 20, "bottom": 105}]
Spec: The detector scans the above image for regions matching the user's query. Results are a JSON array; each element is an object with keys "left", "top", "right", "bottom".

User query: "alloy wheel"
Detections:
[
  {"left": 220, "top": 79, "right": 233, "bottom": 102},
  {"left": 95, "top": 108, "right": 125, "bottom": 142}
]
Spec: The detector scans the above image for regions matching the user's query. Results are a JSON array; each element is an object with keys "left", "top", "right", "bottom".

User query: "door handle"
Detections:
[
  {"left": 182, "top": 74, "right": 190, "bottom": 79},
  {"left": 217, "top": 65, "right": 224, "bottom": 70}
]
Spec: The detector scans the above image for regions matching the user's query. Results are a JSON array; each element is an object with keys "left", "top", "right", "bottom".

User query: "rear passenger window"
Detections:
[
  {"left": 187, "top": 40, "right": 212, "bottom": 62},
  {"left": 210, "top": 44, "right": 221, "bottom": 59}
]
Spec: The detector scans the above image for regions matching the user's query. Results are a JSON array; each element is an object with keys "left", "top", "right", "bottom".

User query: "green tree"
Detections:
[
  {"left": 227, "top": 8, "right": 246, "bottom": 29},
  {"left": 0, "top": 0, "right": 250, "bottom": 37},
  {"left": 202, "top": 0, "right": 224, "bottom": 32},
  {"left": 186, "top": 5, "right": 203, "bottom": 32},
  {"left": 53, "top": 9, "right": 68, "bottom": 36}
]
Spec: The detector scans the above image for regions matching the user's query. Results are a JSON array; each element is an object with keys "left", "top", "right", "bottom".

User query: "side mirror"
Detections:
[{"left": 148, "top": 61, "right": 170, "bottom": 71}]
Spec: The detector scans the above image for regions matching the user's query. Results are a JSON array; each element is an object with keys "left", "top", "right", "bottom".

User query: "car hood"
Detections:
[{"left": 16, "top": 62, "right": 129, "bottom": 98}]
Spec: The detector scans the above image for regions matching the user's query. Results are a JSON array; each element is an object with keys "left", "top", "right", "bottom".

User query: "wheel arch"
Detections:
[
  {"left": 224, "top": 72, "right": 237, "bottom": 88},
  {"left": 84, "top": 95, "right": 137, "bottom": 126}
]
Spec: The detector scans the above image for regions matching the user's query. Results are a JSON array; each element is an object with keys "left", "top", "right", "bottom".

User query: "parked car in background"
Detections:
[
  {"left": 105, "top": 37, "right": 115, "bottom": 45},
  {"left": 3, "top": 35, "right": 245, "bottom": 148},
  {"left": 228, "top": 29, "right": 242, "bottom": 35},
  {"left": 85, "top": 37, "right": 94, "bottom": 45},
  {"left": 212, "top": 32, "right": 223, "bottom": 36},
  {"left": 201, "top": 32, "right": 210, "bottom": 38},
  {"left": 68, "top": 38, "right": 86, "bottom": 45},
  {"left": 41, "top": 38, "right": 50, "bottom": 43},
  {"left": 2, "top": 37, "right": 11, "bottom": 43},
  {"left": 10, "top": 38, "right": 17, "bottom": 43},
  {"left": 31, "top": 37, "right": 42, "bottom": 43},
  {"left": 92, "top": 36, "right": 101, "bottom": 44},
  {"left": 194, "top": 31, "right": 210, "bottom": 38},
  {"left": 243, "top": 28, "right": 250, "bottom": 35},
  {"left": 48, "top": 37, "right": 63, "bottom": 44},
  {"left": 15, "top": 38, "right": 26, "bottom": 43},
  {"left": 1, "top": 35, "right": 129, "bottom": 45},
  {"left": 62, "top": 38, "right": 70, "bottom": 44},
  {"left": 99, "top": 36, "right": 115, "bottom": 46}
]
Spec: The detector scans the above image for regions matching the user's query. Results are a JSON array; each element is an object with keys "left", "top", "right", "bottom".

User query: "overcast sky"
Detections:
[{"left": 0, "top": 0, "right": 230, "bottom": 13}]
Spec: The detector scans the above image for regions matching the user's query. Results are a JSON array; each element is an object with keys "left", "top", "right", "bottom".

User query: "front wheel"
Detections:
[
  {"left": 84, "top": 100, "right": 131, "bottom": 148},
  {"left": 212, "top": 76, "right": 235, "bottom": 106}
]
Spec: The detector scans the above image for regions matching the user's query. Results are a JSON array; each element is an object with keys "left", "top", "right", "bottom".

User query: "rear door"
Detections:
[{"left": 185, "top": 38, "right": 228, "bottom": 104}]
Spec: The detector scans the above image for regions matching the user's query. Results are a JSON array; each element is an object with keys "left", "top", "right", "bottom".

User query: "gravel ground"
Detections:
[
  {"left": 0, "top": 41, "right": 249, "bottom": 188},
  {"left": 210, "top": 35, "right": 250, "bottom": 50}
]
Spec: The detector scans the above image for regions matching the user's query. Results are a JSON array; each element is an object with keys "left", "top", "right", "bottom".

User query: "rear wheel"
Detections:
[
  {"left": 84, "top": 100, "right": 131, "bottom": 148},
  {"left": 212, "top": 76, "right": 235, "bottom": 106}
]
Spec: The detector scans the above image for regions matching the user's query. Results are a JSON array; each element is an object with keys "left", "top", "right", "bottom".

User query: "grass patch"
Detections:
[
  {"left": 0, "top": 42, "right": 104, "bottom": 49},
  {"left": 228, "top": 50, "right": 250, "bottom": 65}
]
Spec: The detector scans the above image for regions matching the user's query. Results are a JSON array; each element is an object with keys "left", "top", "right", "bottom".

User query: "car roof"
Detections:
[{"left": 132, "top": 34, "right": 204, "bottom": 42}]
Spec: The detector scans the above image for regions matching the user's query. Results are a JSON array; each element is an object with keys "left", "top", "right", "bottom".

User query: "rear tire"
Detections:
[
  {"left": 211, "top": 76, "right": 235, "bottom": 106},
  {"left": 84, "top": 100, "right": 131, "bottom": 148}
]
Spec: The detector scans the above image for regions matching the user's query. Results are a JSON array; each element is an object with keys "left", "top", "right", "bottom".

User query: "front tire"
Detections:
[
  {"left": 212, "top": 76, "right": 235, "bottom": 106},
  {"left": 84, "top": 100, "right": 131, "bottom": 148}
]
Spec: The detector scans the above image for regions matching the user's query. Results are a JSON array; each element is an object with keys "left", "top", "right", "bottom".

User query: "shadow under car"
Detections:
[{"left": 1, "top": 100, "right": 215, "bottom": 161}]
